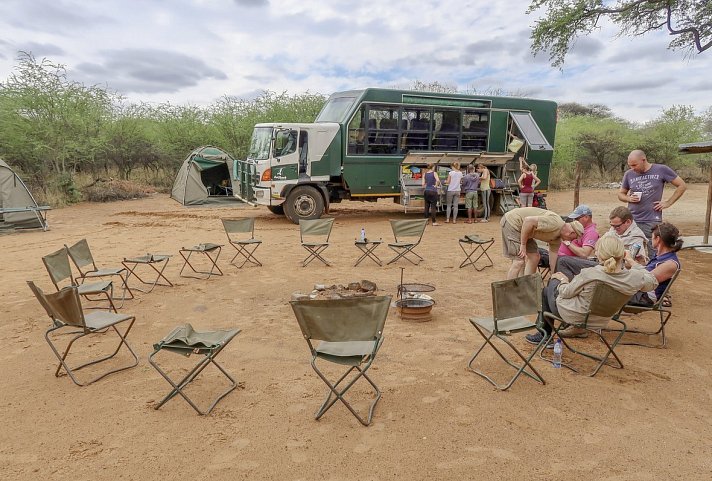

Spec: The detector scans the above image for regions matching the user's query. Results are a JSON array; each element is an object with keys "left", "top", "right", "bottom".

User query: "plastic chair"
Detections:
[
  {"left": 290, "top": 296, "right": 391, "bottom": 426},
  {"left": 222, "top": 218, "right": 262, "bottom": 268},
  {"left": 149, "top": 324, "right": 241, "bottom": 415},
  {"left": 467, "top": 274, "right": 547, "bottom": 391},
  {"left": 386, "top": 219, "right": 428, "bottom": 265},
  {"left": 27, "top": 281, "right": 138, "bottom": 386},
  {"left": 299, "top": 218, "right": 334, "bottom": 267},
  {"left": 540, "top": 282, "right": 631, "bottom": 377}
]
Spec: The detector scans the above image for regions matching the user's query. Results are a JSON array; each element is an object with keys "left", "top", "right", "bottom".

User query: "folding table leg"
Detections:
[
  {"left": 123, "top": 259, "right": 173, "bottom": 293},
  {"left": 179, "top": 248, "right": 224, "bottom": 279}
]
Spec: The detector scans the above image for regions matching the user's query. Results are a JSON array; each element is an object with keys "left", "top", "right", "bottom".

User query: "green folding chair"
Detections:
[
  {"left": 387, "top": 218, "right": 428, "bottom": 265},
  {"left": 222, "top": 218, "right": 262, "bottom": 268},
  {"left": 540, "top": 282, "right": 631, "bottom": 377},
  {"left": 467, "top": 274, "right": 547, "bottom": 391},
  {"left": 27, "top": 281, "right": 138, "bottom": 386},
  {"left": 66, "top": 238, "right": 133, "bottom": 306},
  {"left": 290, "top": 295, "right": 392, "bottom": 426},
  {"left": 299, "top": 218, "right": 334, "bottom": 267},
  {"left": 149, "top": 324, "right": 241, "bottom": 415},
  {"left": 42, "top": 247, "right": 118, "bottom": 312},
  {"left": 615, "top": 269, "right": 681, "bottom": 348}
]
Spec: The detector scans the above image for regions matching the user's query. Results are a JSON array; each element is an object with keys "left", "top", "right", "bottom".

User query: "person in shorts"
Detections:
[
  {"left": 462, "top": 165, "right": 480, "bottom": 224},
  {"left": 501, "top": 207, "right": 583, "bottom": 279}
]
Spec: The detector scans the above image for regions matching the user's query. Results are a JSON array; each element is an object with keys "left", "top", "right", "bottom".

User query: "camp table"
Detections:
[
  {"left": 122, "top": 253, "right": 173, "bottom": 293},
  {"left": 178, "top": 243, "right": 223, "bottom": 279}
]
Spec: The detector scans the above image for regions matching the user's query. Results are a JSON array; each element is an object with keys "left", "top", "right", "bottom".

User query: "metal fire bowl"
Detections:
[{"left": 395, "top": 298, "right": 434, "bottom": 322}]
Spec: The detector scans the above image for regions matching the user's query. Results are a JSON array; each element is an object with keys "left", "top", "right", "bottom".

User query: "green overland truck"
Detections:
[{"left": 234, "top": 88, "right": 556, "bottom": 223}]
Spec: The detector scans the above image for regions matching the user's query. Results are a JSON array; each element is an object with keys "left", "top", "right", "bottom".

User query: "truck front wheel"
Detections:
[
  {"left": 284, "top": 186, "right": 324, "bottom": 224},
  {"left": 267, "top": 205, "right": 284, "bottom": 215}
]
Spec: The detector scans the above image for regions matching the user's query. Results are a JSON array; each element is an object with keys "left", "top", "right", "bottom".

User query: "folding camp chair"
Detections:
[
  {"left": 122, "top": 254, "right": 173, "bottom": 293},
  {"left": 540, "top": 282, "right": 631, "bottom": 377},
  {"left": 222, "top": 218, "right": 262, "bottom": 268},
  {"left": 27, "top": 281, "right": 138, "bottom": 386},
  {"left": 66, "top": 238, "right": 133, "bottom": 307},
  {"left": 42, "top": 247, "right": 118, "bottom": 312},
  {"left": 386, "top": 219, "right": 428, "bottom": 265},
  {"left": 467, "top": 274, "right": 547, "bottom": 391},
  {"left": 613, "top": 269, "right": 681, "bottom": 348},
  {"left": 290, "top": 295, "right": 392, "bottom": 426},
  {"left": 149, "top": 324, "right": 241, "bottom": 415},
  {"left": 458, "top": 234, "right": 495, "bottom": 271},
  {"left": 179, "top": 243, "right": 224, "bottom": 279},
  {"left": 299, "top": 218, "right": 334, "bottom": 267}
]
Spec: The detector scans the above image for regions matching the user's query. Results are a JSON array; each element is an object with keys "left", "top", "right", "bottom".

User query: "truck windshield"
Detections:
[
  {"left": 248, "top": 127, "right": 273, "bottom": 160},
  {"left": 315, "top": 96, "right": 355, "bottom": 122}
]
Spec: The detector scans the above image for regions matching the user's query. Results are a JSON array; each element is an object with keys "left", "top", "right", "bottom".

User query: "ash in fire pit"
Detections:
[{"left": 292, "top": 280, "right": 377, "bottom": 300}]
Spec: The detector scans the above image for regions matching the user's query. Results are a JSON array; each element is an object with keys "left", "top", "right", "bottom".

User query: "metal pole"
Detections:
[{"left": 705, "top": 166, "right": 712, "bottom": 244}]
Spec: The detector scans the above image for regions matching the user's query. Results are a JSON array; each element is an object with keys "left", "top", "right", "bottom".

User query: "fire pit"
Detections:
[
  {"left": 396, "top": 268, "right": 436, "bottom": 322},
  {"left": 292, "top": 280, "right": 377, "bottom": 301}
]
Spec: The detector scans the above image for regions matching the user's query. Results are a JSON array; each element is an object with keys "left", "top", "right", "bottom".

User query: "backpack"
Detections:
[{"left": 489, "top": 177, "right": 505, "bottom": 189}]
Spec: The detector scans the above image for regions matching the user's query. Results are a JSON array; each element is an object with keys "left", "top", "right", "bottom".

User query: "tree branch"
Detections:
[{"left": 665, "top": 4, "right": 711, "bottom": 53}]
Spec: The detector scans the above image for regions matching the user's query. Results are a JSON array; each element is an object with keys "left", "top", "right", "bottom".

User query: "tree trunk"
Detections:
[{"left": 573, "top": 160, "right": 581, "bottom": 208}]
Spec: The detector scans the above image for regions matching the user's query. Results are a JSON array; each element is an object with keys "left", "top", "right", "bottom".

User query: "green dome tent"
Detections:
[
  {"left": 0, "top": 159, "right": 50, "bottom": 231},
  {"left": 171, "top": 146, "right": 241, "bottom": 206}
]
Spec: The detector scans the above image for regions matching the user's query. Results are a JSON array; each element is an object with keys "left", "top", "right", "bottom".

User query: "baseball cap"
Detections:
[
  {"left": 567, "top": 204, "right": 592, "bottom": 219},
  {"left": 569, "top": 220, "right": 584, "bottom": 237}
]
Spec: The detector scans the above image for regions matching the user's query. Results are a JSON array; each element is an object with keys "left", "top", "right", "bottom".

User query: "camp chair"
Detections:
[
  {"left": 149, "top": 324, "right": 241, "bottom": 415},
  {"left": 222, "top": 218, "right": 262, "bottom": 268},
  {"left": 122, "top": 254, "right": 173, "bottom": 293},
  {"left": 66, "top": 239, "right": 133, "bottom": 306},
  {"left": 540, "top": 282, "right": 630, "bottom": 377},
  {"left": 467, "top": 274, "right": 547, "bottom": 391},
  {"left": 458, "top": 234, "right": 495, "bottom": 271},
  {"left": 290, "top": 296, "right": 391, "bottom": 426},
  {"left": 42, "top": 247, "right": 118, "bottom": 312},
  {"left": 614, "top": 269, "right": 681, "bottom": 348},
  {"left": 299, "top": 218, "right": 334, "bottom": 267},
  {"left": 178, "top": 243, "right": 224, "bottom": 279},
  {"left": 27, "top": 281, "right": 138, "bottom": 386},
  {"left": 386, "top": 218, "right": 428, "bottom": 265}
]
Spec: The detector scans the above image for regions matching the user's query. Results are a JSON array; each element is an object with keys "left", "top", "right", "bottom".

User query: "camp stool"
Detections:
[
  {"left": 149, "top": 324, "right": 241, "bottom": 415},
  {"left": 458, "top": 234, "right": 495, "bottom": 271},
  {"left": 290, "top": 296, "right": 392, "bottom": 426},
  {"left": 27, "top": 281, "right": 138, "bottom": 387},
  {"left": 540, "top": 282, "right": 630, "bottom": 377},
  {"left": 222, "top": 218, "right": 263, "bottom": 268},
  {"left": 178, "top": 243, "right": 224, "bottom": 279},
  {"left": 467, "top": 274, "right": 547, "bottom": 391},
  {"left": 122, "top": 253, "right": 173, "bottom": 293},
  {"left": 354, "top": 239, "right": 383, "bottom": 266}
]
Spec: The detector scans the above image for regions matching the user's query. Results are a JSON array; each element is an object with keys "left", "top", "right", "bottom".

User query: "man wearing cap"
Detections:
[{"left": 501, "top": 206, "right": 584, "bottom": 280}]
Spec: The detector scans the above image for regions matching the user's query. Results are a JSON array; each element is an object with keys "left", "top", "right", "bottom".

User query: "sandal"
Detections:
[{"left": 662, "top": 295, "right": 672, "bottom": 308}]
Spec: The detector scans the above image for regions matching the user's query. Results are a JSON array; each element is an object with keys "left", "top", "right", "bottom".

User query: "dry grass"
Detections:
[{"left": 82, "top": 178, "right": 156, "bottom": 202}]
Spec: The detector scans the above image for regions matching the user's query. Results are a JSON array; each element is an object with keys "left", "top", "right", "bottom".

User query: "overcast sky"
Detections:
[{"left": 0, "top": 0, "right": 709, "bottom": 123}]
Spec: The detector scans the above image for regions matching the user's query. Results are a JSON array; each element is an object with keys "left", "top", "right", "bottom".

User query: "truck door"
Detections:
[{"left": 271, "top": 128, "right": 300, "bottom": 194}]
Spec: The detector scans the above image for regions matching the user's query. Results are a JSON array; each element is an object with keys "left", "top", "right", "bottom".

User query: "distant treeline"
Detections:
[{"left": 0, "top": 54, "right": 710, "bottom": 204}]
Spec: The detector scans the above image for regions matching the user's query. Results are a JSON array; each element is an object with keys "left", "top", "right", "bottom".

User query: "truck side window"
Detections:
[{"left": 274, "top": 130, "right": 297, "bottom": 157}]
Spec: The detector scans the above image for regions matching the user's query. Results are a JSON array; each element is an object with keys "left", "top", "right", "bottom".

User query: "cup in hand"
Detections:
[{"left": 631, "top": 191, "right": 642, "bottom": 202}]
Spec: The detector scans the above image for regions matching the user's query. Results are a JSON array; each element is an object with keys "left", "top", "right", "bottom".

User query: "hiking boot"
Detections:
[
  {"left": 525, "top": 332, "right": 554, "bottom": 348},
  {"left": 558, "top": 326, "right": 588, "bottom": 338}
]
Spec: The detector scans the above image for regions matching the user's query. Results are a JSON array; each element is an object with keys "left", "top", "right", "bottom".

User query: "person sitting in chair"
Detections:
[{"left": 526, "top": 235, "right": 657, "bottom": 344}]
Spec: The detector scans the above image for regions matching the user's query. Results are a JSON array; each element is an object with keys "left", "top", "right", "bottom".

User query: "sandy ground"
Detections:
[{"left": 1, "top": 185, "right": 711, "bottom": 481}]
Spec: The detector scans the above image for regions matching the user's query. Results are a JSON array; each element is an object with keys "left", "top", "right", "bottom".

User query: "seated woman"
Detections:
[
  {"left": 526, "top": 235, "right": 658, "bottom": 344},
  {"left": 626, "top": 222, "right": 682, "bottom": 307}
]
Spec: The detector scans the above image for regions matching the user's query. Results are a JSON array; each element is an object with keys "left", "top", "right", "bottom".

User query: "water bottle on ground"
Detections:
[
  {"left": 360, "top": 227, "right": 366, "bottom": 243},
  {"left": 552, "top": 338, "right": 562, "bottom": 368}
]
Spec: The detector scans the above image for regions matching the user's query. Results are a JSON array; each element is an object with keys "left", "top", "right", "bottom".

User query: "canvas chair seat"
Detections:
[
  {"left": 149, "top": 324, "right": 241, "bottom": 415},
  {"left": 290, "top": 296, "right": 391, "bottom": 426},
  {"left": 471, "top": 315, "right": 536, "bottom": 334},
  {"left": 387, "top": 219, "right": 428, "bottom": 265},
  {"left": 66, "top": 238, "right": 133, "bottom": 307},
  {"left": 467, "top": 274, "right": 547, "bottom": 391},
  {"left": 540, "top": 281, "right": 631, "bottom": 377},
  {"left": 302, "top": 241, "right": 329, "bottom": 247},
  {"left": 179, "top": 243, "right": 224, "bottom": 279},
  {"left": 77, "top": 280, "right": 113, "bottom": 295},
  {"left": 122, "top": 254, "right": 173, "bottom": 293},
  {"left": 222, "top": 218, "right": 263, "bottom": 268},
  {"left": 27, "top": 282, "right": 138, "bottom": 387}
]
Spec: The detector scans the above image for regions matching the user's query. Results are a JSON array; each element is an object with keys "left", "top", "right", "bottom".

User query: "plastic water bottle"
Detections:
[
  {"left": 552, "top": 339, "right": 563, "bottom": 368},
  {"left": 360, "top": 228, "right": 366, "bottom": 243}
]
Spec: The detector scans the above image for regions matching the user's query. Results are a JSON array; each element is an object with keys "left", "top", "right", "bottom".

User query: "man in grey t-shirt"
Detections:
[{"left": 618, "top": 149, "right": 686, "bottom": 254}]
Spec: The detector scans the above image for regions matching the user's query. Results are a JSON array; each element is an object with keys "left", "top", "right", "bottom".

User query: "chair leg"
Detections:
[
  {"left": 466, "top": 322, "right": 546, "bottom": 390},
  {"left": 229, "top": 243, "right": 262, "bottom": 268},
  {"left": 608, "top": 309, "right": 671, "bottom": 348},
  {"left": 179, "top": 248, "right": 224, "bottom": 279},
  {"left": 303, "top": 246, "right": 331, "bottom": 267},
  {"left": 311, "top": 358, "right": 380, "bottom": 426},
  {"left": 387, "top": 246, "right": 422, "bottom": 265}
]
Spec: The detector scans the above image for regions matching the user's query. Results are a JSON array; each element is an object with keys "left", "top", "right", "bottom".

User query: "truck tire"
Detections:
[
  {"left": 284, "top": 185, "right": 324, "bottom": 224},
  {"left": 267, "top": 205, "right": 284, "bottom": 215}
]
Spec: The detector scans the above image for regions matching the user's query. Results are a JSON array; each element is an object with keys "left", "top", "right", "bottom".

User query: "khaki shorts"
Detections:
[
  {"left": 465, "top": 191, "right": 478, "bottom": 209},
  {"left": 500, "top": 217, "right": 538, "bottom": 259}
]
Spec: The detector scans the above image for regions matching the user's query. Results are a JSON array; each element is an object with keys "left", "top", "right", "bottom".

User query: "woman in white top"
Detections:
[{"left": 444, "top": 162, "right": 463, "bottom": 224}]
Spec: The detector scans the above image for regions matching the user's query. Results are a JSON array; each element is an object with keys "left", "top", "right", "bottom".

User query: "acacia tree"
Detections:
[{"left": 528, "top": 0, "right": 712, "bottom": 66}]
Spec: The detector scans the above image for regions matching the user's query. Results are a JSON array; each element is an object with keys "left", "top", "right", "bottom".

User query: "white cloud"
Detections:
[{"left": 0, "top": 0, "right": 708, "bottom": 122}]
